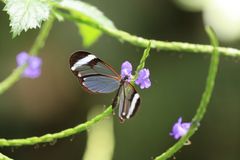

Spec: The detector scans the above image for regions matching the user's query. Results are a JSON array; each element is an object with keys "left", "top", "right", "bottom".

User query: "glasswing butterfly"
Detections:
[{"left": 70, "top": 51, "right": 140, "bottom": 122}]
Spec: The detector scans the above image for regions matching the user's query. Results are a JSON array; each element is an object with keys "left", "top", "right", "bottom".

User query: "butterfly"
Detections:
[{"left": 69, "top": 51, "right": 140, "bottom": 122}]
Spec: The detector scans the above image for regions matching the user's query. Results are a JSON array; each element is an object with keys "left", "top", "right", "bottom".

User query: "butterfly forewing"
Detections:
[
  {"left": 70, "top": 51, "right": 121, "bottom": 93},
  {"left": 70, "top": 51, "right": 120, "bottom": 78},
  {"left": 113, "top": 81, "right": 141, "bottom": 122}
]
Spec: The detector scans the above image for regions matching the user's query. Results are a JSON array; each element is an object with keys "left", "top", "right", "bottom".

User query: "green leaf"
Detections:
[
  {"left": 57, "top": 0, "right": 116, "bottom": 28},
  {"left": 78, "top": 23, "right": 102, "bottom": 47},
  {"left": 4, "top": 0, "right": 50, "bottom": 37},
  {"left": 55, "top": 0, "right": 116, "bottom": 47}
]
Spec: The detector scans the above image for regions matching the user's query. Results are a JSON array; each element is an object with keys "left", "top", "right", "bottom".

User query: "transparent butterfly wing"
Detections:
[
  {"left": 70, "top": 51, "right": 121, "bottom": 93},
  {"left": 81, "top": 75, "right": 120, "bottom": 93},
  {"left": 112, "top": 82, "right": 141, "bottom": 122}
]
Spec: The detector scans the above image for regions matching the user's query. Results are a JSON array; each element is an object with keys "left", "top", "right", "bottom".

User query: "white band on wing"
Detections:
[
  {"left": 127, "top": 93, "right": 140, "bottom": 119},
  {"left": 71, "top": 54, "right": 96, "bottom": 71}
]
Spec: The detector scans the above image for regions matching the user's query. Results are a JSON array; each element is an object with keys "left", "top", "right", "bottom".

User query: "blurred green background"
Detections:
[{"left": 0, "top": 0, "right": 240, "bottom": 160}]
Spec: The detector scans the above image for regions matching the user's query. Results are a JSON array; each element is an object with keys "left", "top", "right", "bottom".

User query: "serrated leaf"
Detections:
[
  {"left": 78, "top": 23, "right": 102, "bottom": 47},
  {"left": 58, "top": 0, "right": 116, "bottom": 29},
  {"left": 4, "top": 0, "right": 50, "bottom": 37}
]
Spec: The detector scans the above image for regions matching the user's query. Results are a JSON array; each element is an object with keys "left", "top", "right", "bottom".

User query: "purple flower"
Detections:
[
  {"left": 170, "top": 117, "right": 191, "bottom": 140},
  {"left": 16, "top": 52, "right": 42, "bottom": 79},
  {"left": 135, "top": 69, "right": 151, "bottom": 89},
  {"left": 121, "top": 61, "right": 133, "bottom": 81}
]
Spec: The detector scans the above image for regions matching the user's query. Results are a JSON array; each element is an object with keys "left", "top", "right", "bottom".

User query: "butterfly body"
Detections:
[{"left": 70, "top": 51, "right": 140, "bottom": 122}]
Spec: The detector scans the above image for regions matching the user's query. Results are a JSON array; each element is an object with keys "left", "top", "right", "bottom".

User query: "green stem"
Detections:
[
  {"left": 0, "top": 153, "right": 13, "bottom": 160},
  {"left": 154, "top": 26, "right": 220, "bottom": 160},
  {"left": 135, "top": 41, "right": 151, "bottom": 72},
  {"left": 29, "top": 17, "right": 54, "bottom": 55},
  {"left": 55, "top": 8, "right": 240, "bottom": 58},
  {"left": 130, "top": 41, "right": 151, "bottom": 86},
  {"left": 132, "top": 41, "right": 151, "bottom": 81},
  {"left": 103, "top": 26, "right": 233, "bottom": 57},
  {"left": 0, "top": 106, "right": 112, "bottom": 147},
  {"left": 0, "top": 17, "right": 55, "bottom": 95}
]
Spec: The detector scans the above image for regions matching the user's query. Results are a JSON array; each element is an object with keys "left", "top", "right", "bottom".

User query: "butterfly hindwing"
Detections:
[
  {"left": 81, "top": 74, "right": 120, "bottom": 93},
  {"left": 112, "top": 81, "right": 141, "bottom": 122}
]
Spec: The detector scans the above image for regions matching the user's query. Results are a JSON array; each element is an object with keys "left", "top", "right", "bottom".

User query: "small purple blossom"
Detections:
[
  {"left": 121, "top": 61, "right": 133, "bottom": 81},
  {"left": 120, "top": 61, "right": 151, "bottom": 89},
  {"left": 135, "top": 69, "right": 151, "bottom": 89},
  {"left": 16, "top": 52, "right": 42, "bottom": 79},
  {"left": 170, "top": 117, "right": 191, "bottom": 140}
]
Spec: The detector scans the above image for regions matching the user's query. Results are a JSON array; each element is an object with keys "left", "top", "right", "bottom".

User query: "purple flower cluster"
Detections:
[
  {"left": 121, "top": 61, "right": 151, "bottom": 89},
  {"left": 16, "top": 52, "right": 42, "bottom": 79},
  {"left": 170, "top": 117, "right": 191, "bottom": 140},
  {"left": 135, "top": 69, "right": 151, "bottom": 89}
]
